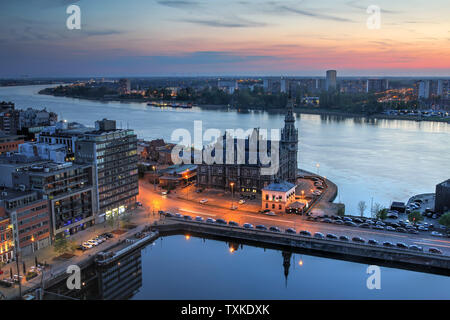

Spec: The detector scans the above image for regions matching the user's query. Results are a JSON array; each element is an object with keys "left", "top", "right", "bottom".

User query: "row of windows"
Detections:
[
  {"left": 20, "top": 228, "right": 49, "bottom": 243},
  {"left": 18, "top": 220, "right": 48, "bottom": 235}
]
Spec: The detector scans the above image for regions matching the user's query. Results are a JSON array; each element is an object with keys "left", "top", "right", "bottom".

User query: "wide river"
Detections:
[{"left": 1, "top": 85, "right": 449, "bottom": 299}]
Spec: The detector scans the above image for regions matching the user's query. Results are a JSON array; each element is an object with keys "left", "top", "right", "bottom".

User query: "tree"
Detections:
[
  {"left": 439, "top": 212, "right": 450, "bottom": 231},
  {"left": 371, "top": 203, "right": 382, "bottom": 218},
  {"left": 358, "top": 201, "right": 367, "bottom": 217},
  {"left": 68, "top": 240, "right": 79, "bottom": 254},
  {"left": 376, "top": 208, "right": 388, "bottom": 220},
  {"left": 53, "top": 234, "right": 69, "bottom": 255},
  {"left": 408, "top": 211, "right": 423, "bottom": 225}
]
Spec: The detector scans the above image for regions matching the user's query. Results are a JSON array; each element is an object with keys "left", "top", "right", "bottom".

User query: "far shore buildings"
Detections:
[
  {"left": 435, "top": 179, "right": 450, "bottom": 214},
  {"left": 197, "top": 99, "right": 298, "bottom": 193}
]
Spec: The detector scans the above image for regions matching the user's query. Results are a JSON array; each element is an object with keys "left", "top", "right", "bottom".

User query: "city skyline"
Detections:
[{"left": 1, "top": 0, "right": 449, "bottom": 77}]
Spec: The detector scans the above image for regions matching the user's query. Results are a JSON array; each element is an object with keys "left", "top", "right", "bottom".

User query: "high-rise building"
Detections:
[
  {"left": 435, "top": 179, "right": 450, "bottom": 214},
  {"left": 118, "top": 78, "right": 131, "bottom": 94},
  {"left": 418, "top": 80, "right": 431, "bottom": 99},
  {"left": 366, "top": 79, "right": 389, "bottom": 93},
  {"left": 326, "top": 70, "right": 337, "bottom": 91},
  {"left": 75, "top": 119, "right": 138, "bottom": 222}
]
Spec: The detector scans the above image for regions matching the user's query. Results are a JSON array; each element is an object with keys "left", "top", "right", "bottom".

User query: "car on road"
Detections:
[
  {"left": 299, "top": 230, "right": 311, "bottom": 236},
  {"left": 205, "top": 218, "right": 215, "bottom": 223},
  {"left": 215, "top": 218, "right": 227, "bottom": 224},
  {"left": 428, "top": 247, "right": 442, "bottom": 254},
  {"left": 322, "top": 218, "right": 333, "bottom": 223},
  {"left": 199, "top": 199, "right": 208, "bottom": 204},
  {"left": 86, "top": 240, "right": 99, "bottom": 246},
  {"left": 431, "top": 231, "right": 443, "bottom": 237},
  {"left": 164, "top": 212, "right": 174, "bottom": 218},
  {"left": 333, "top": 220, "right": 344, "bottom": 225},
  {"left": 243, "top": 223, "right": 254, "bottom": 229},
  {"left": 396, "top": 242, "right": 408, "bottom": 249},
  {"left": 383, "top": 241, "right": 394, "bottom": 247},
  {"left": 409, "top": 245, "right": 423, "bottom": 251},
  {"left": 326, "top": 233, "right": 338, "bottom": 240},
  {"left": 175, "top": 213, "right": 183, "bottom": 218},
  {"left": 368, "top": 239, "right": 378, "bottom": 245},
  {"left": 395, "top": 227, "right": 407, "bottom": 233},
  {"left": 183, "top": 215, "right": 193, "bottom": 221},
  {"left": 359, "top": 223, "right": 371, "bottom": 229},
  {"left": 285, "top": 228, "right": 296, "bottom": 234},
  {"left": 269, "top": 226, "right": 281, "bottom": 233},
  {"left": 345, "top": 221, "right": 357, "bottom": 227},
  {"left": 352, "top": 236, "right": 365, "bottom": 243},
  {"left": 228, "top": 221, "right": 239, "bottom": 226},
  {"left": 194, "top": 216, "right": 204, "bottom": 222},
  {"left": 339, "top": 235, "right": 350, "bottom": 241},
  {"left": 314, "top": 232, "right": 325, "bottom": 239},
  {"left": 373, "top": 225, "right": 384, "bottom": 230},
  {"left": 417, "top": 226, "right": 428, "bottom": 231},
  {"left": 407, "top": 229, "right": 418, "bottom": 234},
  {"left": 256, "top": 225, "right": 267, "bottom": 231},
  {"left": 385, "top": 226, "right": 395, "bottom": 231}
]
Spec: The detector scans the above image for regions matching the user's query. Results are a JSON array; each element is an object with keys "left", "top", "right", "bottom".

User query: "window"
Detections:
[
  {"left": 265, "top": 203, "right": 268, "bottom": 208},
  {"left": 272, "top": 204, "right": 275, "bottom": 209}
]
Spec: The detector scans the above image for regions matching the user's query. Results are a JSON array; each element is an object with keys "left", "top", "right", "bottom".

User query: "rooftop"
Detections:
[{"left": 263, "top": 180, "right": 296, "bottom": 192}]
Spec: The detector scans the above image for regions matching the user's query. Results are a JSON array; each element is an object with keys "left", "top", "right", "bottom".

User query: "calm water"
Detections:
[
  {"left": 1, "top": 85, "right": 449, "bottom": 299},
  {"left": 132, "top": 235, "right": 450, "bottom": 299}
]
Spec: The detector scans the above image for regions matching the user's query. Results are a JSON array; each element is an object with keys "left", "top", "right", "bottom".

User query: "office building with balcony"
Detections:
[{"left": 12, "top": 162, "right": 95, "bottom": 237}]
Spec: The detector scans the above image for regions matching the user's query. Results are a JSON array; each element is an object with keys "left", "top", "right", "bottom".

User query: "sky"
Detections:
[{"left": 0, "top": 0, "right": 449, "bottom": 77}]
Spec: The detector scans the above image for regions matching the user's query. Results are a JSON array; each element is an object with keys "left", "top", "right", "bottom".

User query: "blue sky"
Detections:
[{"left": 0, "top": 0, "right": 449, "bottom": 77}]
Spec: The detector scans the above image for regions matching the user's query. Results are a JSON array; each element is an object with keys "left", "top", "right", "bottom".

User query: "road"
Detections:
[{"left": 138, "top": 181, "right": 450, "bottom": 256}]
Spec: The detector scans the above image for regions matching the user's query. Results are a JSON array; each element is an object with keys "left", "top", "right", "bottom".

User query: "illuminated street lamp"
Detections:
[
  {"left": 230, "top": 182, "right": 235, "bottom": 209},
  {"left": 316, "top": 163, "right": 320, "bottom": 175}
]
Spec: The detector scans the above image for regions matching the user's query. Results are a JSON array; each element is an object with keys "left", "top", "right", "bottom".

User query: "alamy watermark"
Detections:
[
  {"left": 66, "top": 4, "right": 81, "bottom": 30},
  {"left": 66, "top": 264, "right": 81, "bottom": 290},
  {"left": 171, "top": 121, "right": 280, "bottom": 176},
  {"left": 366, "top": 5, "right": 381, "bottom": 29},
  {"left": 366, "top": 265, "right": 381, "bottom": 290}
]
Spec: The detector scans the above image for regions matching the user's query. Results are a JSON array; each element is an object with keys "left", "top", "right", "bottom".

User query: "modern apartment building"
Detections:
[{"left": 75, "top": 119, "right": 138, "bottom": 222}]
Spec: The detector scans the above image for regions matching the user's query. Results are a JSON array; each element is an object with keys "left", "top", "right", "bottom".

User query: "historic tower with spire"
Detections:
[{"left": 280, "top": 96, "right": 299, "bottom": 183}]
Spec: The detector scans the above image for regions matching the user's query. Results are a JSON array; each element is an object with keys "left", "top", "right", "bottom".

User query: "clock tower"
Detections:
[{"left": 280, "top": 97, "right": 298, "bottom": 183}]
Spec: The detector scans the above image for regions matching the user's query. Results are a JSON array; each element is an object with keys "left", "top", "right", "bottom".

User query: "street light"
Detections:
[
  {"left": 316, "top": 163, "right": 320, "bottom": 175},
  {"left": 230, "top": 182, "right": 235, "bottom": 209}
]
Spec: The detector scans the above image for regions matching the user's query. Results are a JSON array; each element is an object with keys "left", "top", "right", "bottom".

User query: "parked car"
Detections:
[
  {"left": 345, "top": 221, "right": 357, "bottom": 227},
  {"left": 368, "top": 239, "right": 378, "bottom": 245},
  {"left": 175, "top": 213, "right": 183, "bottom": 218},
  {"left": 373, "top": 225, "right": 384, "bottom": 230},
  {"left": 243, "top": 223, "right": 254, "bottom": 229},
  {"left": 255, "top": 225, "right": 267, "bottom": 231},
  {"left": 326, "top": 233, "right": 338, "bottom": 240},
  {"left": 313, "top": 232, "right": 325, "bottom": 239},
  {"left": 86, "top": 240, "right": 99, "bottom": 246},
  {"left": 339, "top": 235, "right": 350, "bottom": 241},
  {"left": 359, "top": 223, "right": 371, "bottom": 229},
  {"left": 408, "top": 229, "right": 419, "bottom": 234},
  {"left": 183, "top": 215, "right": 193, "bottom": 221},
  {"left": 195, "top": 216, "right": 204, "bottom": 222},
  {"left": 383, "top": 241, "right": 394, "bottom": 247},
  {"left": 343, "top": 217, "right": 353, "bottom": 222},
  {"left": 238, "top": 199, "right": 245, "bottom": 205},
  {"left": 418, "top": 226, "right": 428, "bottom": 231},
  {"left": 199, "top": 199, "right": 208, "bottom": 204},
  {"left": 396, "top": 242, "right": 408, "bottom": 249},
  {"left": 205, "top": 218, "right": 215, "bottom": 223},
  {"left": 333, "top": 220, "right": 344, "bottom": 225},
  {"left": 395, "top": 227, "right": 407, "bottom": 233},
  {"left": 385, "top": 226, "right": 395, "bottom": 231},
  {"left": 353, "top": 218, "right": 364, "bottom": 223},
  {"left": 165, "top": 212, "right": 174, "bottom": 218},
  {"left": 82, "top": 242, "right": 94, "bottom": 248},
  {"left": 285, "top": 228, "right": 296, "bottom": 234},
  {"left": 428, "top": 247, "right": 442, "bottom": 254},
  {"left": 352, "top": 236, "right": 365, "bottom": 243},
  {"left": 299, "top": 230, "right": 311, "bottom": 236},
  {"left": 322, "top": 218, "right": 333, "bottom": 223},
  {"left": 215, "top": 218, "right": 227, "bottom": 224},
  {"left": 409, "top": 245, "right": 423, "bottom": 251},
  {"left": 228, "top": 221, "right": 239, "bottom": 226},
  {"left": 269, "top": 226, "right": 281, "bottom": 233},
  {"left": 136, "top": 201, "right": 143, "bottom": 206}
]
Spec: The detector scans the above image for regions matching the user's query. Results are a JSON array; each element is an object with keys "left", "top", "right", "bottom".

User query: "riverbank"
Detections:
[{"left": 37, "top": 90, "right": 450, "bottom": 123}]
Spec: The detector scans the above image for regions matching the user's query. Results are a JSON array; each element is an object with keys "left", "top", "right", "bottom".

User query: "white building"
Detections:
[{"left": 261, "top": 180, "right": 296, "bottom": 213}]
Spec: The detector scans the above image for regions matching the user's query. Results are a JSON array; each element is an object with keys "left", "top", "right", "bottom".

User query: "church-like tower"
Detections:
[{"left": 280, "top": 97, "right": 298, "bottom": 183}]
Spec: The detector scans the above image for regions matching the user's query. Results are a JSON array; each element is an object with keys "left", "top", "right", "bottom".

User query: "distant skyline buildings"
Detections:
[{"left": 0, "top": 1, "right": 449, "bottom": 77}]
